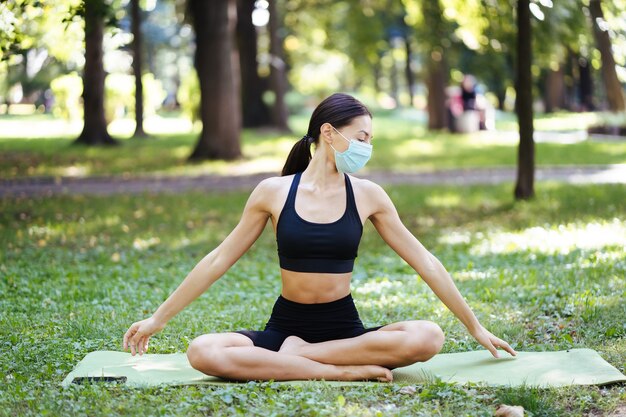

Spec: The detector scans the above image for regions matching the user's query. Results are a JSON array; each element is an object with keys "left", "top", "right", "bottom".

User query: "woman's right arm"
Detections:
[{"left": 123, "top": 179, "right": 274, "bottom": 355}]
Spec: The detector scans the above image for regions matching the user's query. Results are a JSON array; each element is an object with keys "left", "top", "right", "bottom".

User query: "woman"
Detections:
[{"left": 123, "top": 93, "right": 516, "bottom": 382}]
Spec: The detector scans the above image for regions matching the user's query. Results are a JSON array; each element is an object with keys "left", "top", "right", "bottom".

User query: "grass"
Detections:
[
  {"left": 1, "top": 181, "right": 625, "bottom": 416},
  {"left": 1, "top": 110, "right": 625, "bottom": 179}
]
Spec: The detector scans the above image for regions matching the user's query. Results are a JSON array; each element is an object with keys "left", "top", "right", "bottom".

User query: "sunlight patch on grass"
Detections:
[
  {"left": 425, "top": 193, "right": 463, "bottom": 208},
  {"left": 354, "top": 277, "right": 403, "bottom": 295},
  {"left": 108, "top": 116, "right": 194, "bottom": 138},
  {"left": 390, "top": 138, "right": 445, "bottom": 158},
  {"left": 227, "top": 157, "right": 284, "bottom": 175},
  {"left": 466, "top": 130, "right": 518, "bottom": 145},
  {"left": 470, "top": 219, "right": 626, "bottom": 255},
  {"left": 534, "top": 112, "right": 598, "bottom": 132},
  {"left": 132, "top": 236, "right": 161, "bottom": 251},
  {"left": 438, "top": 230, "right": 472, "bottom": 245},
  {"left": 453, "top": 269, "right": 497, "bottom": 281},
  {"left": 59, "top": 165, "right": 91, "bottom": 177},
  {"left": 0, "top": 117, "right": 82, "bottom": 138},
  {"left": 172, "top": 146, "right": 192, "bottom": 158},
  {"left": 246, "top": 136, "right": 294, "bottom": 156}
]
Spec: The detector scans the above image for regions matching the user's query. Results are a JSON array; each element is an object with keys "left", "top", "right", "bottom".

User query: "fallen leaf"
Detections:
[
  {"left": 495, "top": 404, "right": 524, "bottom": 417},
  {"left": 399, "top": 386, "right": 417, "bottom": 395}
]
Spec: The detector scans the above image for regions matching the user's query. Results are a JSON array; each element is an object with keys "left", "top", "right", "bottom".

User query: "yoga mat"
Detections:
[{"left": 61, "top": 348, "right": 626, "bottom": 388}]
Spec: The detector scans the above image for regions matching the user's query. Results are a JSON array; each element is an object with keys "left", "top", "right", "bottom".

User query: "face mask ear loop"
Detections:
[{"left": 330, "top": 126, "right": 351, "bottom": 153}]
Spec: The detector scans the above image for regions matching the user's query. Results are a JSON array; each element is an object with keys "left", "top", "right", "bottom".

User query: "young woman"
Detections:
[{"left": 123, "top": 93, "right": 516, "bottom": 382}]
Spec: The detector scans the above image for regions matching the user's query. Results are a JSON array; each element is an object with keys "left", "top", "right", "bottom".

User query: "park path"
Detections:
[{"left": 1, "top": 165, "right": 625, "bottom": 197}]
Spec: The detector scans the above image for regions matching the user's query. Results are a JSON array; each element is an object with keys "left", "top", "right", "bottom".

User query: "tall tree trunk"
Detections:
[
  {"left": 390, "top": 47, "right": 399, "bottom": 107},
  {"left": 373, "top": 60, "right": 381, "bottom": 96},
  {"left": 544, "top": 65, "right": 565, "bottom": 113},
  {"left": 75, "top": 0, "right": 116, "bottom": 146},
  {"left": 188, "top": 0, "right": 242, "bottom": 160},
  {"left": 237, "top": 0, "right": 271, "bottom": 127},
  {"left": 514, "top": 0, "right": 535, "bottom": 200},
  {"left": 404, "top": 34, "right": 415, "bottom": 107},
  {"left": 267, "top": 0, "right": 290, "bottom": 132},
  {"left": 589, "top": 0, "right": 625, "bottom": 112},
  {"left": 131, "top": 0, "right": 146, "bottom": 137},
  {"left": 578, "top": 57, "right": 595, "bottom": 111},
  {"left": 426, "top": 55, "right": 447, "bottom": 130},
  {"left": 422, "top": 0, "right": 447, "bottom": 130}
]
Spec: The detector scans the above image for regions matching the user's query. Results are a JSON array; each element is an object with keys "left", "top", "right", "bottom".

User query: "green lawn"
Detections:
[
  {"left": 1, "top": 111, "right": 624, "bottom": 179},
  {"left": 1, "top": 182, "right": 624, "bottom": 416}
]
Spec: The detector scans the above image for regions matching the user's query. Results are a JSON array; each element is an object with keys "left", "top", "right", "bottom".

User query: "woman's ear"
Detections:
[{"left": 319, "top": 123, "right": 334, "bottom": 144}]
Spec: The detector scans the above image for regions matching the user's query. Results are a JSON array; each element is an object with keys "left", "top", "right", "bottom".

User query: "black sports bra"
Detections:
[{"left": 276, "top": 172, "right": 363, "bottom": 273}]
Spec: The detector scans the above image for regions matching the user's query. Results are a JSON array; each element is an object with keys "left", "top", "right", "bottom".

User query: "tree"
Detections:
[
  {"left": 187, "top": 0, "right": 242, "bottom": 160},
  {"left": 75, "top": 0, "right": 117, "bottom": 145},
  {"left": 0, "top": 2, "right": 25, "bottom": 62},
  {"left": 404, "top": 0, "right": 451, "bottom": 129},
  {"left": 514, "top": 0, "right": 534, "bottom": 200},
  {"left": 236, "top": 0, "right": 271, "bottom": 128},
  {"left": 422, "top": 0, "right": 448, "bottom": 130},
  {"left": 131, "top": 0, "right": 146, "bottom": 137},
  {"left": 1, "top": 1, "right": 84, "bottom": 110},
  {"left": 267, "top": 0, "right": 290, "bottom": 131},
  {"left": 588, "top": 0, "right": 626, "bottom": 112}
]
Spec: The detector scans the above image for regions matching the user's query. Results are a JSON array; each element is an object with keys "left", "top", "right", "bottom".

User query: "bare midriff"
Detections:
[{"left": 280, "top": 270, "right": 352, "bottom": 304}]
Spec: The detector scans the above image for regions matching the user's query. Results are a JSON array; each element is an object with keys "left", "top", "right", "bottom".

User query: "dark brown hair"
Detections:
[{"left": 281, "top": 93, "right": 372, "bottom": 176}]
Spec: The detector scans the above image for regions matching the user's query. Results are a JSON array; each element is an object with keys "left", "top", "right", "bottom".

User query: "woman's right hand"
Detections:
[{"left": 123, "top": 316, "right": 165, "bottom": 356}]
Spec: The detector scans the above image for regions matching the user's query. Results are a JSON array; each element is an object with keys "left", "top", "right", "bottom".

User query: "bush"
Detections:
[
  {"left": 105, "top": 73, "right": 134, "bottom": 122},
  {"left": 49, "top": 72, "right": 82, "bottom": 120},
  {"left": 177, "top": 69, "right": 200, "bottom": 123},
  {"left": 105, "top": 72, "right": 166, "bottom": 122},
  {"left": 49, "top": 72, "right": 166, "bottom": 123}
]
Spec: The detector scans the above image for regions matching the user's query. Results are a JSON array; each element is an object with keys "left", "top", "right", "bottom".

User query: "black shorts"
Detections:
[{"left": 235, "top": 294, "right": 383, "bottom": 352}]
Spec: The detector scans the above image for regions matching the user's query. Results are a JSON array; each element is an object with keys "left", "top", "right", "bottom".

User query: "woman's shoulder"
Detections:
[
  {"left": 347, "top": 174, "right": 386, "bottom": 195},
  {"left": 257, "top": 174, "right": 293, "bottom": 189},
  {"left": 252, "top": 175, "right": 294, "bottom": 197},
  {"left": 245, "top": 175, "right": 293, "bottom": 212},
  {"left": 347, "top": 175, "right": 391, "bottom": 207}
]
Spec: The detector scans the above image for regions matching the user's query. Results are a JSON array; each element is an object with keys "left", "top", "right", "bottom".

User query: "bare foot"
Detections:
[
  {"left": 278, "top": 335, "right": 308, "bottom": 356},
  {"left": 337, "top": 364, "right": 393, "bottom": 382}
]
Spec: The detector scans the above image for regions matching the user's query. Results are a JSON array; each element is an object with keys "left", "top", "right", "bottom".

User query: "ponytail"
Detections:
[
  {"left": 280, "top": 93, "right": 372, "bottom": 176},
  {"left": 281, "top": 134, "right": 315, "bottom": 176}
]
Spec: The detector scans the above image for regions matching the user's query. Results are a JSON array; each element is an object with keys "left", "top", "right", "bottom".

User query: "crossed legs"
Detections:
[{"left": 186, "top": 320, "right": 444, "bottom": 382}]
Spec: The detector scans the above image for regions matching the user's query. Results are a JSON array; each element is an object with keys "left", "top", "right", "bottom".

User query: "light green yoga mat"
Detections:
[{"left": 61, "top": 348, "right": 626, "bottom": 388}]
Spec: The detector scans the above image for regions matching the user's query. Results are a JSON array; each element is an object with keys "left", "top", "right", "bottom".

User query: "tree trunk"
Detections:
[
  {"left": 267, "top": 0, "right": 290, "bottom": 132},
  {"left": 131, "top": 0, "right": 146, "bottom": 137},
  {"left": 404, "top": 34, "right": 415, "bottom": 107},
  {"left": 589, "top": 0, "right": 626, "bottom": 112},
  {"left": 373, "top": 60, "right": 381, "bottom": 96},
  {"left": 578, "top": 57, "right": 595, "bottom": 111},
  {"left": 75, "top": 0, "right": 117, "bottom": 146},
  {"left": 544, "top": 65, "right": 565, "bottom": 113},
  {"left": 514, "top": 0, "right": 535, "bottom": 200},
  {"left": 422, "top": 0, "right": 448, "bottom": 130},
  {"left": 390, "top": 46, "right": 399, "bottom": 107},
  {"left": 188, "top": 0, "right": 242, "bottom": 160},
  {"left": 426, "top": 55, "right": 447, "bottom": 130},
  {"left": 236, "top": 0, "right": 271, "bottom": 127}
]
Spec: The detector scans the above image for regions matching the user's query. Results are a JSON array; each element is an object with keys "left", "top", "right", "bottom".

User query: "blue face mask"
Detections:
[{"left": 330, "top": 126, "right": 373, "bottom": 173}]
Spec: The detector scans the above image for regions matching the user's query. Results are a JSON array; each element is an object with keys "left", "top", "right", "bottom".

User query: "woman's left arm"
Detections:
[{"left": 367, "top": 183, "right": 516, "bottom": 358}]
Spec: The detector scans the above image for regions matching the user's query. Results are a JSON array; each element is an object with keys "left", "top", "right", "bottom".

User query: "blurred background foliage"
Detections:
[{"left": 1, "top": 0, "right": 624, "bottom": 122}]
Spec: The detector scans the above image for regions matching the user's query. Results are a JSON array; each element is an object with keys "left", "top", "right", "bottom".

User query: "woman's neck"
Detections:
[{"left": 301, "top": 147, "right": 343, "bottom": 189}]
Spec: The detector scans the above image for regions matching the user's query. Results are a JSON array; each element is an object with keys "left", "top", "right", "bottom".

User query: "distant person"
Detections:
[
  {"left": 123, "top": 93, "right": 516, "bottom": 382},
  {"left": 455, "top": 74, "right": 492, "bottom": 131},
  {"left": 43, "top": 89, "right": 54, "bottom": 114},
  {"left": 461, "top": 74, "right": 477, "bottom": 111}
]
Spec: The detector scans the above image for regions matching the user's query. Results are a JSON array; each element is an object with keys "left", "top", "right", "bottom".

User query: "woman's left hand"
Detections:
[{"left": 469, "top": 325, "right": 517, "bottom": 358}]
